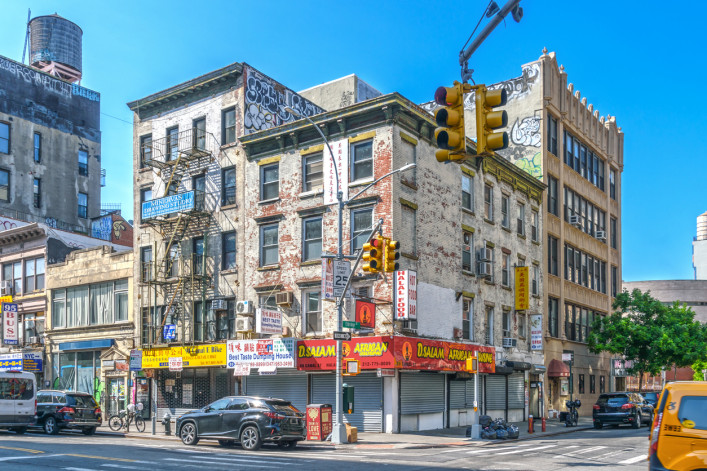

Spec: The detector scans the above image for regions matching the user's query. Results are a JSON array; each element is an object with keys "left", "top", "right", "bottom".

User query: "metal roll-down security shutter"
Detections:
[
  {"left": 400, "top": 373, "right": 445, "bottom": 414},
  {"left": 451, "top": 376, "right": 478, "bottom": 409},
  {"left": 310, "top": 373, "right": 383, "bottom": 432},
  {"left": 485, "top": 375, "right": 507, "bottom": 410},
  {"left": 508, "top": 373, "right": 525, "bottom": 409},
  {"left": 244, "top": 370, "right": 308, "bottom": 413}
]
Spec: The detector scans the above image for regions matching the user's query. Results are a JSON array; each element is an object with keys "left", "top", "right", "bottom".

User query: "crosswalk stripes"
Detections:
[
  {"left": 463, "top": 441, "right": 647, "bottom": 466},
  {"left": 618, "top": 454, "right": 647, "bottom": 465}
]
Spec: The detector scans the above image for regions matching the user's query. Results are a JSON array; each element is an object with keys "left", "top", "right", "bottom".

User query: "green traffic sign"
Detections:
[{"left": 343, "top": 321, "right": 361, "bottom": 329}]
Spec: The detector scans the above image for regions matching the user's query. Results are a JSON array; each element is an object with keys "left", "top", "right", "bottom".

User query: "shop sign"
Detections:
[
  {"left": 227, "top": 338, "right": 295, "bottom": 369},
  {"left": 169, "top": 357, "right": 183, "bottom": 372},
  {"left": 129, "top": 350, "right": 142, "bottom": 371},
  {"left": 141, "top": 190, "right": 194, "bottom": 219},
  {"left": 115, "top": 360, "right": 129, "bottom": 371},
  {"left": 393, "top": 336, "right": 496, "bottom": 373},
  {"left": 355, "top": 300, "right": 375, "bottom": 329},
  {"left": 297, "top": 336, "right": 395, "bottom": 371},
  {"left": 322, "top": 259, "right": 334, "bottom": 300},
  {"left": 0, "top": 296, "right": 12, "bottom": 303},
  {"left": 514, "top": 266, "right": 529, "bottom": 310},
  {"left": 141, "top": 344, "right": 227, "bottom": 368},
  {"left": 232, "top": 363, "right": 250, "bottom": 376},
  {"left": 377, "top": 368, "right": 395, "bottom": 377},
  {"left": 2, "top": 302, "right": 18, "bottom": 345},
  {"left": 256, "top": 308, "right": 282, "bottom": 335},
  {"left": 0, "top": 353, "right": 22, "bottom": 371},
  {"left": 22, "top": 352, "right": 42, "bottom": 372},
  {"left": 394, "top": 270, "right": 417, "bottom": 320},
  {"left": 530, "top": 314, "right": 543, "bottom": 350}
]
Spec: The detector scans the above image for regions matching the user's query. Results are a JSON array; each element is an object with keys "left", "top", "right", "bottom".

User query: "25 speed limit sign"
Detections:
[{"left": 333, "top": 260, "right": 351, "bottom": 298}]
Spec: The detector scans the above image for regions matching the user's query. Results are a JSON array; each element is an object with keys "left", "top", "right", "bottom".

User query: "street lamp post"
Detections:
[{"left": 286, "top": 107, "right": 414, "bottom": 444}]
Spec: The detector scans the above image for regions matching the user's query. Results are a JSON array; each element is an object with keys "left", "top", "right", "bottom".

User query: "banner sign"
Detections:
[
  {"left": 169, "top": 357, "right": 183, "bottom": 372},
  {"left": 141, "top": 191, "right": 195, "bottom": 220},
  {"left": 355, "top": 300, "right": 376, "bottom": 329},
  {"left": 394, "top": 270, "right": 417, "bottom": 320},
  {"left": 322, "top": 258, "right": 334, "bottom": 300},
  {"left": 514, "top": 266, "right": 529, "bottom": 311},
  {"left": 2, "top": 302, "right": 18, "bottom": 345},
  {"left": 297, "top": 336, "right": 395, "bottom": 371},
  {"left": 141, "top": 344, "right": 226, "bottom": 369},
  {"left": 130, "top": 350, "right": 143, "bottom": 371},
  {"left": 323, "top": 138, "right": 349, "bottom": 206},
  {"left": 0, "top": 353, "right": 22, "bottom": 371},
  {"left": 22, "top": 352, "right": 43, "bottom": 372},
  {"left": 530, "top": 314, "right": 543, "bottom": 350},
  {"left": 227, "top": 338, "right": 295, "bottom": 370},
  {"left": 256, "top": 308, "right": 282, "bottom": 335},
  {"left": 393, "top": 336, "right": 496, "bottom": 373}
]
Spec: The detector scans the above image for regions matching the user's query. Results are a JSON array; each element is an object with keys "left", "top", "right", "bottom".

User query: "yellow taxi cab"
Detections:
[{"left": 649, "top": 381, "right": 707, "bottom": 470}]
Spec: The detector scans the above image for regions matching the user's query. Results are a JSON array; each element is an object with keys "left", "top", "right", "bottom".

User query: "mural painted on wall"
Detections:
[{"left": 243, "top": 65, "right": 324, "bottom": 135}]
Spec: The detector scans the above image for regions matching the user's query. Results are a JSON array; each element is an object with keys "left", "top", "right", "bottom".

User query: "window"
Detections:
[
  {"left": 351, "top": 140, "right": 373, "bottom": 181},
  {"left": 24, "top": 258, "right": 44, "bottom": 292},
  {"left": 564, "top": 130, "right": 606, "bottom": 192},
  {"left": 518, "top": 313, "right": 526, "bottom": 338},
  {"left": 140, "top": 246, "right": 153, "bottom": 281},
  {"left": 484, "top": 184, "right": 493, "bottom": 220},
  {"left": 34, "top": 132, "right": 41, "bottom": 162},
  {"left": 590, "top": 375, "right": 596, "bottom": 394},
  {"left": 565, "top": 304, "right": 576, "bottom": 341},
  {"left": 502, "top": 252, "right": 510, "bottom": 287},
  {"left": 579, "top": 374, "right": 585, "bottom": 394},
  {"left": 222, "top": 107, "right": 236, "bottom": 145},
  {"left": 0, "top": 122, "right": 9, "bottom": 154},
  {"left": 600, "top": 376, "right": 605, "bottom": 393},
  {"left": 401, "top": 139, "right": 417, "bottom": 184},
  {"left": 547, "top": 114, "right": 558, "bottom": 155},
  {"left": 610, "top": 217, "right": 617, "bottom": 249},
  {"left": 23, "top": 313, "right": 44, "bottom": 345},
  {"left": 303, "top": 217, "right": 323, "bottom": 261},
  {"left": 221, "top": 167, "right": 236, "bottom": 206},
  {"left": 517, "top": 203, "right": 525, "bottom": 236},
  {"left": 115, "top": 279, "right": 128, "bottom": 322},
  {"left": 260, "top": 163, "right": 279, "bottom": 200},
  {"left": 462, "top": 231, "right": 473, "bottom": 272},
  {"left": 402, "top": 205, "right": 417, "bottom": 256},
  {"left": 166, "top": 242, "right": 179, "bottom": 278},
  {"left": 462, "top": 297, "right": 473, "bottom": 340},
  {"left": 3, "top": 262, "right": 21, "bottom": 295},
  {"left": 78, "top": 150, "right": 88, "bottom": 176},
  {"left": 78, "top": 192, "right": 88, "bottom": 219},
  {"left": 222, "top": 232, "right": 236, "bottom": 270},
  {"left": 610, "top": 169, "right": 616, "bottom": 200},
  {"left": 502, "top": 310, "right": 511, "bottom": 338},
  {"left": 52, "top": 280, "right": 130, "bottom": 328},
  {"left": 140, "top": 188, "right": 152, "bottom": 204},
  {"left": 485, "top": 306, "right": 494, "bottom": 345},
  {"left": 192, "top": 237, "right": 204, "bottom": 275},
  {"left": 565, "top": 243, "right": 606, "bottom": 294},
  {"left": 462, "top": 174, "right": 473, "bottom": 211},
  {"left": 167, "top": 127, "right": 179, "bottom": 161},
  {"left": 259, "top": 294, "right": 278, "bottom": 309},
  {"left": 351, "top": 207, "right": 373, "bottom": 252},
  {"left": 549, "top": 297, "right": 559, "bottom": 337},
  {"left": 531, "top": 210, "right": 539, "bottom": 242},
  {"left": 260, "top": 224, "right": 278, "bottom": 267},
  {"left": 33, "top": 178, "right": 41, "bottom": 208},
  {"left": 218, "top": 299, "right": 236, "bottom": 340},
  {"left": 532, "top": 265, "right": 539, "bottom": 295},
  {"left": 303, "top": 291, "right": 321, "bottom": 334},
  {"left": 501, "top": 195, "right": 509, "bottom": 228},
  {"left": 548, "top": 176, "right": 558, "bottom": 216},
  {"left": 193, "top": 117, "right": 206, "bottom": 150},
  {"left": 303, "top": 153, "right": 323, "bottom": 192},
  {"left": 139, "top": 134, "right": 152, "bottom": 167},
  {"left": 611, "top": 266, "right": 618, "bottom": 298},
  {"left": 0, "top": 169, "right": 8, "bottom": 201}
]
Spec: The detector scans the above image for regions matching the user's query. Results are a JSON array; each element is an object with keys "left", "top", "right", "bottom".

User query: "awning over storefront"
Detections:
[
  {"left": 59, "top": 339, "right": 114, "bottom": 351},
  {"left": 548, "top": 358, "right": 570, "bottom": 377}
]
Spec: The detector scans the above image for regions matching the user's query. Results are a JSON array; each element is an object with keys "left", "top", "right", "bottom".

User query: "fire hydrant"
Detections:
[
  {"left": 528, "top": 415, "right": 534, "bottom": 434},
  {"left": 162, "top": 413, "right": 172, "bottom": 436},
  {"left": 541, "top": 416, "right": 546, "bottom": 432}
]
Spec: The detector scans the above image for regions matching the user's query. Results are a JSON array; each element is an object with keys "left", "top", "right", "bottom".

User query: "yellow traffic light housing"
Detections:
[
  {"left": 473, "top": 84, "right": 508, "bottom": 156},
  {"left": 343, "top": 358, "right": 360, "bottom": 376},
  {"left": 362, "top": 236, "right": 384, "bottom": 273},
  {"left": 434, "top": 81, "right": 471, "bottom": 162},
  {"left": 466, "top": 355, "right": 478, "bottom": 374},
  {"left": 383, "top": 238, "right": 400, "bottom": 272}
]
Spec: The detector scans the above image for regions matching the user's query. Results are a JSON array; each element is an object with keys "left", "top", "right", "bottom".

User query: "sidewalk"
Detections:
[{"left": 97, "top": 416, "right": 594, "bottom": 450}]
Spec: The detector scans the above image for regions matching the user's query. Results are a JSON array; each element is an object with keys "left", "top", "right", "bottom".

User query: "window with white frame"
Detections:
[
  {"left": 303, "top": 291, "right": 322, "bottom": 334},
  {"left": 2, "top": 262, "right": 20, "bottom": 295},
  {"left": 531, "top": 210, "right": 539, "bottom": 241},
  {"left": 484, "top": 184, "right": 493, "bottom": 220},
  {"left": 462, "top": 231, "right": 473, "bottom": 272},
  {"left": 24, "top": 258, "right": 44, "bottom": 292},
  {"left": 260, "top": 223, "right": 279, "bottom": 267},
  {"left": 303, "top": 216, "right": 323, "bottom": 261},
  {"left": 351, "top": 140, "right": 373, "bottom": 181},
  {"left": 462, "top": 174, "right": 473, "bottom": 211},
  {"left": 260, "top": 163, "right": 279, "bottom": 201},
  {"left": 222, "top": 108, "right": 236, "bottom": 145},
  {"left": 502, "top": 252, "right": 510, "bottom": 287},
  {"left": 486, "top": 306, "right": 494, "bottom": 345},
  {"left": 501, "top": 195, "right": 509, "bottom": 228},
  {"left": 462, "top": 297, "right": 473, "bottom": 340},
  {"left": 52, "top": 279, "right": 129, "bottom": 328},
  {"left": 532, "top": 264, "right": 539, "bottom": 295},
  {"left": 517, "top": 203, "right": 525, "bottom": 235},
  {"left": 303, "top": 153, "right": 323, "bottom": 192},
  {"left": 351, "top": 207, "right": 373, "bottom": 252},
  {"left": 502, "top": 310, "right": 511, "bottom": 338}
]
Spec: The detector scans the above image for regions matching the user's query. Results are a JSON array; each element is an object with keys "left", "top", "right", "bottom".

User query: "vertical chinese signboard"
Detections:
[
  {"left": 530, "top": 314, "right": 543, "bottom": 350},
  {"left": 323, "top": 139, "right": 349, "bottom": 206},
  {"left": 2, "top": 302, "right": 18, "bottom": 345},
  {"left": 514, "top": 266, "right": 529, "bottom": 311},
  {"left": 394, "top": 270, "right": 417, "bottom": 321}
]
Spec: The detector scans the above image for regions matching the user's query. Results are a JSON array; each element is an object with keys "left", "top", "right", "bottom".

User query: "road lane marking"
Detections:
[
  {"left": 618, "top": 455, "right": 647, "bottom": 464},
  {"left": 0, "top": 454, "right": 63, "bottom": 462},
  {"left": 63, "top": 468, "right": 100, "bottom": 471},
  {"left": 0, "top": 445, "right": 44, "bottom": 453},
  {"left": 554, "top": 445, "right": 606, "bottom": 458},
  {"left": 162, "top": 458, "right": 273, "bottom": 468},
  {"left": 496, "top": 444, "right": 558, "bottom": 455},
  {"left": 66, "top": 454, "right": 141, "bottom": 463},
  {"left": 164, "top": 455, "right": 296, "bottom": 465}
]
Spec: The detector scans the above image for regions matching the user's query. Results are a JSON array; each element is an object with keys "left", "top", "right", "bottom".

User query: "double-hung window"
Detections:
[
  {"left": 610, "top": 217, "right": 617, "bottom": 249},
  {"left": 24, "top": 258, "right": 45, "bottom": 292},
  {"left": 548, "top": 176, "right": 558, "bottom": 216},
  {"left": 303, "top": 217, "right": 323, "bottom": 261},
  {"left": 260, "top": 163, "right": 279, "bottom": 200},
  {"left": 502, "top": 310, "right": 511, "bottom": 338},
  {"left": 462, "top": 231, "right": 473, "bottom": 272},
  {"left": 517, "top": 203, "right": 525, "bottom": 236},
  {"left": 501, "top": 195, "right": 509, "bottom": 228},
  {"left": 34, "top": 133, "right": 41, "bottom": 162},
  {"left": 484, "top": 184, "right": 493, "bottom": 220},
  {"left": 222, "top": 107, "right": 236, "bottom": 145},
  {"left": 0, "top": 122, "right": 9, "bottom": 154},
  {"left": 260, "top": 224, "right": 279, "bottom": 267},
  {"left": 351, "top": 140, "right": 373, "bottom": 181},
  {"left": 221, "top": 167, "right": 236, "bottom": 206},
  {"left": 303, "top": 153, "right": 323, "bottom": 192},
  {"left": 547, "top": 114, "right": 558, "bottom": 155},
  {"left": 222, "top": 232, "right": 236, "bottom": 270},
  {"left": 462, "top": 297, "right": 473, "bottom": 340},
  {"left": 303, "top": 291, "right": 322, "bottom": 334},
  {"left": 532, "top": 264, "right": 539, "bottom": 295},
  {"left": 486, "top": 306, "right": 494, "bottom": 345},
  {"left": 502, "top": 252, "right": 510, "bottom": 287},
  {"left": 610, "top": 169, "right": 616, "bottom": 200},
  {"left": 193, "top": 118, "right": 206, "bottom": 150},
  {"left": 78, "top": 192, "right": 88, "bottom": 219},
  {"left": 0, "top": 169, "right": 8, "bottom": 202},
  {"left": 33, "top": 178, "right": 41, "bottom": 208},
  {"left": 140, "top": 134, "right": 152, "bottom": 167},
  {"left": 462, "top": 174, "right": 473, "bottom": 211},
  {"left": 140, "top": 247, "right": 153, "bottom": 281},
  {"left": 351, "top": 207, "right": 373, "bottom": 253},
  {"left": 531, "top": 210, "right": 539, "bottom": 241},
  {"left": 548, "top": 297, "right": 559, "bottom": 337},
  {"left": 78, "top": 150, "right": 88, "bottom": 176},
  {"left": 167, "top": 127, "right": 179, "bottom": 161}
]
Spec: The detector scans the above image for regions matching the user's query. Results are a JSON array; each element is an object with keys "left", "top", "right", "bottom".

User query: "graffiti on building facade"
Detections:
[
  {"left": 511, "top": 117, "right": 541, "bottom": 147},
  {"left": 91, "top": 215, "right": 112, "bottom": 242},
  {"left": 0, "top": 57, "right": 99, "bottom": 102},
  {"left": 113, "top": 220, "right": 127, "bottom": 240}
]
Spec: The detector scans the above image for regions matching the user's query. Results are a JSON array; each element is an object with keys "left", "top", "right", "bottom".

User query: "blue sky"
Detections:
[{"left": 1, "top": 0, "right": 704, "bottom": 282}]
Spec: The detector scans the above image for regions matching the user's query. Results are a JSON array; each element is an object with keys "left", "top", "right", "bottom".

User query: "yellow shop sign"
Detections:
[{"left": 141, "top": 344, "right": 227, "bottom": 369}]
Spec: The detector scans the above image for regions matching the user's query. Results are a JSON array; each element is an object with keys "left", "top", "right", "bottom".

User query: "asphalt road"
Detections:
[{"left": 0, "top": 425, "right": 651, "bottom": 470}]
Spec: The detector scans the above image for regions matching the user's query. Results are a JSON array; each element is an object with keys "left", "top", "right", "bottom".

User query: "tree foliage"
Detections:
[
  {"left": 692, "top": 359, "right": 707, "bottom": 381},
  {"left": 588, "top": 289, "right": 707, "bottom": 389}
]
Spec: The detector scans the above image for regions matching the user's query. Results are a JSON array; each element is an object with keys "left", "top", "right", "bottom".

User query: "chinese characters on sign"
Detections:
[
  {"left": 141, "top": 344, "right": 226, "bottom": 368},
  {"left": 168, "top": 357, "right": 183, "bottom": 372},
  {"left": 514, "top": 266, "right": 529, "bottom": 310},
  {"left": 2, "top": 302, "right": 18, "bottom": 345},
  {"left": 322, "top": 258, "right": 334, "bottom": 300},
  {"left": 256, "top": 308, "right": 282, "bottom": 335},
  {"left": 394, "top": 270, "right": 417, "bottom": 320},
  {"left": 226, "top": 338, "right": 296, "bottom": 370},
  {"left": 323, "top": 139, "right": 349, "bottom": 205},
  {"left": 530, "top": 314, "right": 543, "bottom": 350}
]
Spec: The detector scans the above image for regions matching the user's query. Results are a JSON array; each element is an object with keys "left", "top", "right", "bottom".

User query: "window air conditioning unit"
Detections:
[
  {"left": 595, "top": 230, "right": 607, "bottom": 240},
  {"left": 478, "top": 247, "right": 492, "bottom": 262},
  {"left": 29, "top": 336, "right": 40, "bottom": 345},
  {"left": 0, "top": 281, "right": 12, "bottom": 296},
  {"left": 211, "top": 299, "right": 227, "bottom": 311},
  {"left": 236, "top": 316, "right": 254, "bottom": 332},
  {"left": 236, "top": 300, "right": 254, "bottom": 315},
  {"left": 478, "top": 261, "right": 492, "bottom": 277},
  {"left": 569, "top": 215, "right": 581, "bottom": 227},
  {"left": 275, "top": 291, "right": 294, "bottom": 307},
  {"left": 502, "top": 337, "right": 517, "bottom": 348}
]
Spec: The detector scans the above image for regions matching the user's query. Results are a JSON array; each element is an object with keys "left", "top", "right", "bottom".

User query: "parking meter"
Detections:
[{"left": 343, "top": 383, "right": 354, "bottom": 414}]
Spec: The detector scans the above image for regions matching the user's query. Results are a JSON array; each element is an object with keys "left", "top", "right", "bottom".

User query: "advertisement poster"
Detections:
[
  {"left": 393, "top": 270, "right": 417, "bottom": 320},
  {"left": 2, "top": 302, "right": 18, "bottom": 345},
  {"left": 297, "top": 336, "right": 395, "bottom": 371},
  {"left": 322, "top": 259, "right": 334, "bottom": 300},
  {"left": 393, "top": 336, "right": 496, "bottom": 373},
  {"left": 141, "top": 344, "right": 226, "bottom": 368},
  {"left": 355, "top": 300, "right": 376, "bottom": 329},
  {"left": 183, "top": 383, "right": 193, "bottom": 405},
  {"left": 0, "top": 353, "right": 22, "bottom": 371},
  {"left": 129, "top": 350, "right": 143, "bottom": 371},
  {"left": 256, "top": 308, "right": 282, "bottom": 335},
  {"left": 22, "top": 352, "right": 42, "bottom": 372},
  {"left": 514, "top": 266, "right": 529, "bottom": 310},
  {"left": 530, "top": 314, "right": 543, "bottom": 350},
  {"left": 227, "top": 338, "right": 295, "bottom": 370},
  {"left": 141, "top": 191, "right": 195, "bottom": 220},
  {"left": 168, "top": 357, "right": 183, "bottom": 372}
]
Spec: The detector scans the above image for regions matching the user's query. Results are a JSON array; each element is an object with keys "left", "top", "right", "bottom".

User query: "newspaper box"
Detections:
[{"left": 306, "top": 404, "right": 332, "bottom": 441}]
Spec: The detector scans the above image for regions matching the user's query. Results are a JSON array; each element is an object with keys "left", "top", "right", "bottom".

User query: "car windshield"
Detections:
[
  {"left": 597, "top": 395, "right": 628, "bottom": 406},
  {"left": 67, "top": 395, "right": 97, "bottom": 408},
  {"left": 267, "top": 400, "right": 301, "bottom": 415},
  {"left": 678, "top": 396, "right": 707, "bottom": 430}
]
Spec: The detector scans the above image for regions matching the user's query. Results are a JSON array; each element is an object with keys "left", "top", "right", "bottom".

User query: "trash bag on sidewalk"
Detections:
[
  {"left": 496, "top": 428, "right": 508, "bottom": 439},
  {"left": 479, "top": 415, "right": 492, "bottom": 427},
  {"left": 506, "top": 424, "right": 519, "bottom": 439},
  {"left": 481, "top": 428, "right": 497, "bottom": 439}
]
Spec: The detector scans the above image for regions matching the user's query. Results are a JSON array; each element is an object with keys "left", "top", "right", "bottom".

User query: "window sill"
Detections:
[
  {"left": 517, "top": 233, "right": 526, "bottom": 240},
  {"left": 258, "top": 198, "right": 280, "bottom": 205},
  {"left": 349, "top": 178, "right": 375, "bottom": 188},
  {"left": 484, "top": 279, "right": 495, "bottom": 286},
  {"left": 138, "top": 167, "right": 152, "bottom": 174},
  {"left": 501, "top": 225, "right": 511, "bottom": 233},
  {"left": 531, "top": 239, "right": 541, "bottom": 245},
  {"left": 401, "top": 179, "right": 418, "bottom": 190},
  {"left": 300, "top": 260, "right": 322, "bottom": 267},
  {"left": 462, "top": 269, "right": 475, "bottom": 277},
  {"left": 221, "top": 203, "right": 237, "bottom": 210},
  {"left": 304, "top": 332, "right": 325, "bottom": 338},
  {"left": 484, "top": 218, "right": 495, "bottom": 225},
  {"left": 501, "top": 285, "right": 512, "bottom": 292},
  {"left": 461, "top": 207, "right": 475, "bottom": 216},
  {"left": 220, "top": 142, "right": 239, "bottom": 151},
  {"left": 299, "top": 189, "right": 323, "bottom": 199},
  {"left": 221, "top": 268, "right": 238, "bottom": 275},
  {"left": 257, "top": 265, "right": 280, "bottom": 272}
]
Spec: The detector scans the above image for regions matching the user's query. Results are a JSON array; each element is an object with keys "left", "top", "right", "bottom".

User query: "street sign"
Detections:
[
  {"left": 333, "top": 260, "right": 351, "bottom": 298},
  {"left": 342, "top": 321, "right": 361, "bottom": 329},
  {"left": 333, "top": 331, "right": 351, "bottom": 341},
  {"left": 562, "top": 353, "right": 573, "bottom": 362}
]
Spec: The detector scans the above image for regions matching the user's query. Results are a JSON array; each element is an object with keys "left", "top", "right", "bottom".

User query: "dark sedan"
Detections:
[
  {"left": 175, "top": 396, "right": 305, "bottom": 451},
  {"left": 592, "top": 392, "right": 653, "bottom": 429}
]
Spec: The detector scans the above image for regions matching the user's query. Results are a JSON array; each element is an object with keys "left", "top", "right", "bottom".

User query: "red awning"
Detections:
[{"left": 548, "top": 358, "right": 570, "bottom": 377}]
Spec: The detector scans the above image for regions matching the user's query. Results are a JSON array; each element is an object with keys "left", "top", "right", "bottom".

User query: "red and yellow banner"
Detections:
[
  {"left": 393, "top": 336, "right": 496, "bottom": 373},
  {"left": 355, "top": 300, "right": 376, "bottom": 329},
  {"left": 515, "top": 266, "right": 529, "bottom": 311},
  {"left": 297, "top": 336, "right": 395, "bottom": 370}
]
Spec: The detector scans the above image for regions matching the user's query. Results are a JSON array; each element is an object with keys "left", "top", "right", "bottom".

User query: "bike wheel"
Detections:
[
  {"left": 134, "top": 416, "right": 145, "bottom": 432},
  {"left": 108, "top": 415, "right": 123, "bottom": 431}
]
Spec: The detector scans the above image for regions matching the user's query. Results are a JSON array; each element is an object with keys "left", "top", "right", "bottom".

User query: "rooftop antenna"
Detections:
[{"left": 21, "top": 8, "right": 30, "bottom": 64}]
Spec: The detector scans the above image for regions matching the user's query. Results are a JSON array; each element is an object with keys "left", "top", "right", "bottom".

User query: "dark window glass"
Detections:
[
  {"left": 261, "top": 164, "right": 279, "bottom": 200},
  {"left": 590, "top": 375, "right": 596, "bottom": 394},
  {"left": 677, "top": 397, "right": 707, "bottom": 431},
  {"left": 192, "top": 237, "right": 204, "bottom": 275},
  {"left": 549, "top": 297, "right": 559, "bottom": 338},
  {"left": 351, "top": 141, "right": 373, "bottom": 181},
  {"left": 167, "top": 127, "right": 179, "bottom": 161},
  {"left": 222, "top": 108, "right": 236, "bottom": 145},
  {"left": 140, "top": 134, "right": 152, "bottom": 167},
  {"left": 222, "top": 167, "right": 236, "bottom": 206},
  {"left": 303, "top": 217, "right": 322, "bottom": 261},
  {"left": 260, "top": 224, "right": 278, "bottom": 266},
  {"left": 351, "top": 207, "right": 373, "bottom": 252},
  {"left": 578, "top": 374, "right": 585, "bottom": 394},
  {"left": 547, "top": 115, "right": 557, "bottom": 155},
  {"left": 193, "top": 118, "right": 206, "bottom": 150},
  {"left": 0, "top": 122, "right": 9, "bottom": 154},
  {"left": 34, "top": 132, "right": 41, "bottom": 162},
  {"left": 78, "top": 192, "right": 88, "bottom": 218},
  {"left": 33, "top": 178, "right": 41, "bottom": 208},
  {"left": 222, "top": 232, "right": 236, "bottom": 270},
  {"left": 611, "top": 217, "right": 617, "bottom": 249},
  {"left": 0, "top": 169, "right": 8, "bottom": 201},
  {"left": 141, "top": 247, "right": 153, "bottom": 281},
  {"left": 78, "top": 150, "right": 88, "bottom": 176}
]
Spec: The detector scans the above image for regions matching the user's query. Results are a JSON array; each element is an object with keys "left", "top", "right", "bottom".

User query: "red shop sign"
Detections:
[
  {"left": 297, "top": 336, "right": 395, "bottom": 371},
  {"left": 393, "top": 336, "right": 496, "bottom": 373}
]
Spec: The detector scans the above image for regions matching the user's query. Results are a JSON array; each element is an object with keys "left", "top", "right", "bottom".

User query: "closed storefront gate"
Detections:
[
  {"left": 485, "top": 374, "right": 507, "bottom": 416},
  {"left": 244, "top": 370, "right": 308, "bottom": 413},
  {"left": 310, "top": 373, "right": 383, "bottom": 432},
  {"left": 400, "top": 373, "right": 445, "bottom": 431},
  {"left": 450, "top": 376, "right": 477, "bottom": 427},
  {"left": 155, "top": 367, "right": 232, "bottom": 419},
  {"left": 508, "top": 372, "right": 525, "bottom": 420}
]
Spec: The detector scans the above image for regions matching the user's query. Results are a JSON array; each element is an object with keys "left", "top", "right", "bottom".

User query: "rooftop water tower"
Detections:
[{"left": 28, "top": 13, "right": 82, "bottom": 83}]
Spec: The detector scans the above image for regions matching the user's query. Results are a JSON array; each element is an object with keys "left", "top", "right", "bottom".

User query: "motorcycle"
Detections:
[{"left": 565, "top": 399, "right": 581, "bottom": 427}]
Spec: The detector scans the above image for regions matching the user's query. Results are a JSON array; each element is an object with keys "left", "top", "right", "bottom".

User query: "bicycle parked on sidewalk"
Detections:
[
  {"left": 108, "top": 403, "right": 145, "bottom": 432},
  {"left": 565, "top": 399, "right": 581, "bottom": 427}
]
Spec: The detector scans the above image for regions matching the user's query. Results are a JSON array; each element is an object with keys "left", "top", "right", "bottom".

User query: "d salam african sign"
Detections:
[
  {"left": 297, "top": 337, "right": 395, "bottom": 371},
  {"left": 394, "top": 336, "right": 496, "bottom": 373}
]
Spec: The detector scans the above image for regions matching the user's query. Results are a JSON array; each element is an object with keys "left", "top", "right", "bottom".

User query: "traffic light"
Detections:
[
  {"left": 466, "top": 355, "right": 478, "bottom": 374},
  {"left": 434, "top": 81, "right": 471, "bottom": 162},
  {"left": 383, "top": 238, "right": 400, "bottom": 272},
  {"left": 473, "top": 84, "right": 509, "bottom": 156},
  {"left": 362, "top": 236, "right": 383, "bottom": 273}
]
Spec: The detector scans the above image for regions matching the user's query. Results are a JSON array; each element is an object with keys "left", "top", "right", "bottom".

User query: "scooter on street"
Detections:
[{"left": 565, "top": 399, "right": 581, "bottom": 427}]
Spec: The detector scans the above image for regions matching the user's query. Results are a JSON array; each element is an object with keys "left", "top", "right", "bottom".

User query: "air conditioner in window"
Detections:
[
  {"left": 236, "top": 317, "right": 253, "bottom": 332},
  {"left": 502, "top": 337, "right": 517, "bottom": 348},
  {"left": 402, "top": 320, "right": 417, "bottom": 334},
  {"left": 569, "top": 215, "right": 581, "bottom": 227},
  {"left": 211, "top": 299, "right": 227, "bottom": 311},
  {"left": 478, "top": 247, "right": 492, "bottom": 262},
  {"left": 236, "top": 300, "right": 254, "bottom": 315},
  {"left": 595, "top": 230, "right": 607, "bottom": 240},
  {"left": 28, "top": 336, "right": 40, "bottom": 345},
  {"left": 275, "top": 291, "right": 294, "bottom": 307},
  {"left": 478, "top": 261, "right": 492, "bottom": 277},
  {"left": 0, "top": 281, "right": 12, "bottom": 296}
]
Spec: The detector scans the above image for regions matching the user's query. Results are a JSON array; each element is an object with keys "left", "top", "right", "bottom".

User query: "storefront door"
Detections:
[{"left": 109, "top": 378, "right": 126, "bottom": 416}]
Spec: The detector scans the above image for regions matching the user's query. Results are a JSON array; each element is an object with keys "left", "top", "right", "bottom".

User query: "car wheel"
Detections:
[
  {"left": 218, "top": 439, "right": 235, "bottom": 447},
  {"left": 240, "top": 425, "right": 262, "bottom": 451},
  {"left": 277, "top": 440, "right": 297, "bottom": 450},
  {"left": 82, "top": 427, "right": 96, "bottom": 435},
  {"left": 12, "top": 427, "right": 27, "bottom": 434},
  {"left": 593, "top": 422, "right": 602, "bottom": 429},
  {"left": 179, "top": 422, "right": 199, "bottom": 446},
  {"left": 44, "top": 416, "right": 59, "bottom": 435},
  {"left": 632, "top": 414, "right": 641, "bottom": 429}
]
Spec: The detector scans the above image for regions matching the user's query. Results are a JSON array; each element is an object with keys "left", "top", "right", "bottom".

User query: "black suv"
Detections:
[
  {"left": 176, "top": 396, "right": 305, "bottom": 451},
  {"left": 35, "top": 390, "right": 102, "bottom": 435},
  {"left": 592, "top": 392, "right": 654, "bottom": 429}
]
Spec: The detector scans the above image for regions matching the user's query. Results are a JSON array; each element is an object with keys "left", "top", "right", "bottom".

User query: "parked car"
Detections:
[
  {"left": 642, "top": 391, "right": 660, "bottom": 408},
  {"left": 593, "top": 392, "right": 653, "bottom": 429},
  {"left": 649, "top": 381, "right": 707, "bottom": 470},
  {"left": 0, "top": 370, "right": 36, "bottom": 434},
  {"left": 175, "top": 396, "right": 306, "bottom": 451},
  {"left": 34, "top": 390, "right": 102, "bottom": 435}
]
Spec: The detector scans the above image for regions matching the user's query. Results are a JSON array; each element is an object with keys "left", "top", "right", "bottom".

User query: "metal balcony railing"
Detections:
[{"left": 141, "top": 128, "right": 217, "bottom": 169}]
